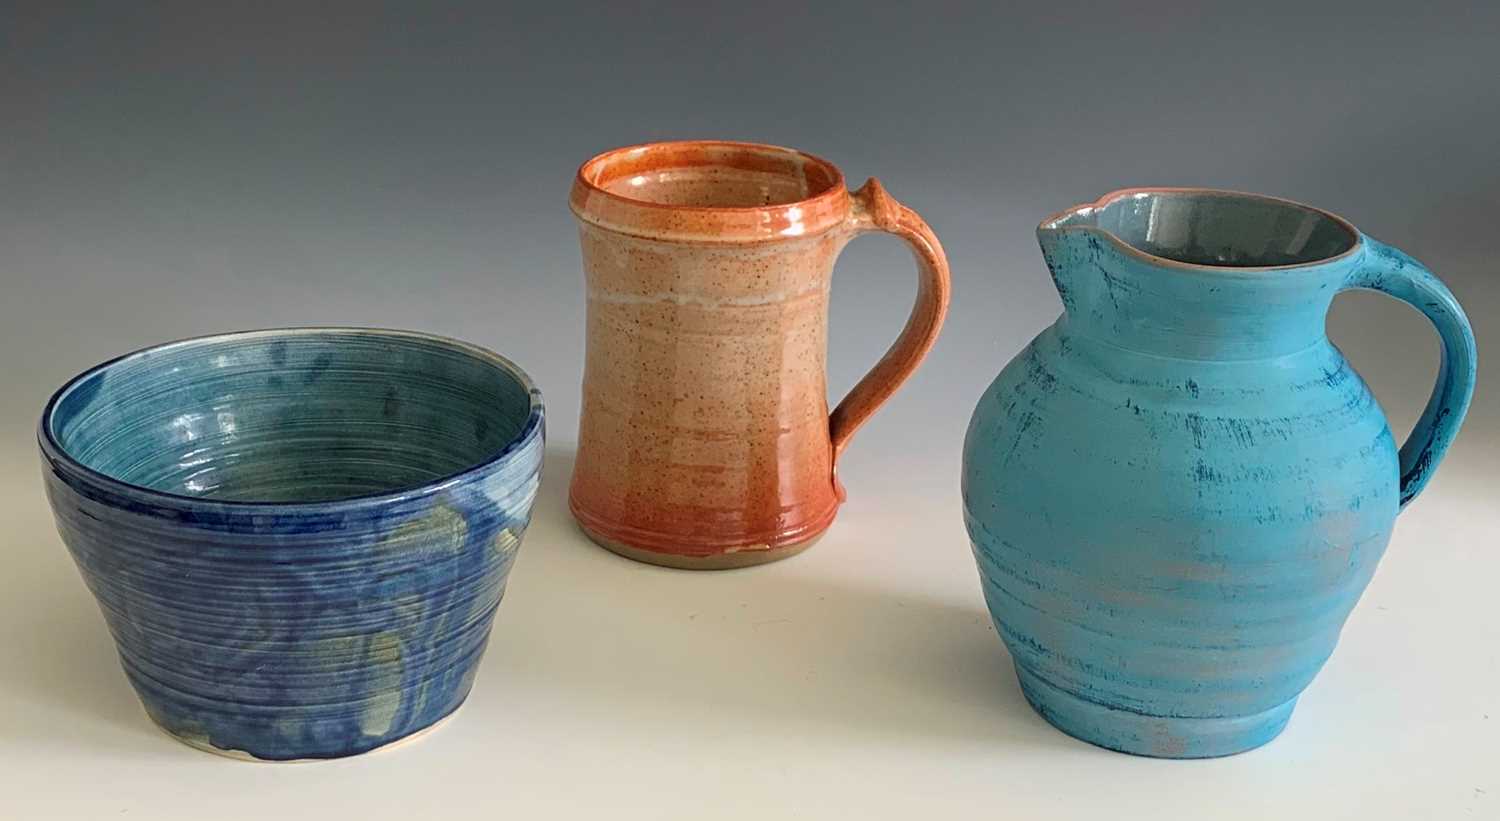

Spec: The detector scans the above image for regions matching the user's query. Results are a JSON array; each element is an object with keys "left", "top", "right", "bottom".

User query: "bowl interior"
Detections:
[{"left": 47, "top": 330, "right": 535, "bottom": 504}]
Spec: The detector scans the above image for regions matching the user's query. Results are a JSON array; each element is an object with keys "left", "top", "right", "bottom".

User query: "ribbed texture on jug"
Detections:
[{"left": 964, "top": 328, "right": 1399, "bottom": 756}]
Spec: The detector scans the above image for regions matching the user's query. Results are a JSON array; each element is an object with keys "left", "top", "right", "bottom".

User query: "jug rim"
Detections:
[{"left": 1039, "top": 187, "right": 1363, "bottom": 273}]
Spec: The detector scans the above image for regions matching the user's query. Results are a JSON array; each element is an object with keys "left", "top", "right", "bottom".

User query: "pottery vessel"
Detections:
[
  {"left": 963, "top": 189, "right": 1476, "bottom": 757},
  {"left": 40, "top": 328, "right": 544, "bottom": 760},
  {"left": 569, "top": 140, "right": 951, "bottom": 569}
]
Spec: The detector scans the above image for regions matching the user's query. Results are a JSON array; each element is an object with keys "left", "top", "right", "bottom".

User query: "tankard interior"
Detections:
[
  {"left": 1064, "top": 190, "right": 1360, "bottom": 268},
  {"left": 45, "top": 329, "right": 537, "bottom": 504},
  {"left": 579, "top": 141, "right": 843, "bottom": 208}
]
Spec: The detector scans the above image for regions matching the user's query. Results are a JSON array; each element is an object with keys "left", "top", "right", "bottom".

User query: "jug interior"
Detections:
[
  {"left": 584, "top": 143, "right": 841, "bottom": 208},
  {"left": 1083, "top": 191, "right": 1358, "bottom": 268}
]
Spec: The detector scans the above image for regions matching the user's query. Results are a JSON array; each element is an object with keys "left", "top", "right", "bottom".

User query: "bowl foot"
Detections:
[
  {"left": 1014, "top": 663, "right": 1296, "bottom": 758},
  {"left": 151, "top": 701, "right": 465, "bottom": 763}
]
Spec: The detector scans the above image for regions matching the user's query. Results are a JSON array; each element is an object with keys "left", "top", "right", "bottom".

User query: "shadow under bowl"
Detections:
[{"left": 38, "top": 328, "right": 545, "bottom": 761}]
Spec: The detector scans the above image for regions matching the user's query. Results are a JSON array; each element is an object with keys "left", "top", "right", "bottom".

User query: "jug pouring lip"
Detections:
[{"left": 1038, "top": 187, "right": 1364, "bottom": 274}]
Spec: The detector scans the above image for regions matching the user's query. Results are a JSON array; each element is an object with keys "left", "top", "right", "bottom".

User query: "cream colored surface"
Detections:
[{"left": 3, "top": 435, "right": 1496, "bottom": 819}]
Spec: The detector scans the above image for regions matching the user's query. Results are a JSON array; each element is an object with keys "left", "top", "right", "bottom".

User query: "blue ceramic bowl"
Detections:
[{"left": 39, "top": 328, "right": 544, "bottom": 760}]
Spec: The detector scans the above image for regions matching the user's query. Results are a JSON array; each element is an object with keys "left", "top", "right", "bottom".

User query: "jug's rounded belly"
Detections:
[{"left": 961, "top": 325, "right": 1399, "bottom": 718}]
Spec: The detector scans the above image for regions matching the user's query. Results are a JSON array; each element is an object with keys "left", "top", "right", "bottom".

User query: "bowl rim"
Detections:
[{"left": 38, "top": 326, "right": 545, "bottom": 513}]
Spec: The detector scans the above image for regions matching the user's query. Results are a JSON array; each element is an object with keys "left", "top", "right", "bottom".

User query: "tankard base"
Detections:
[
  {"left": 1014, "top": 663, "right": 1296, "bottom": 759},
  {"left": 580, "top": 524, "right": 825, "bottom": 570}
]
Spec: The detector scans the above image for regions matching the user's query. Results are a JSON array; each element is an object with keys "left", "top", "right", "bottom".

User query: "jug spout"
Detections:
[
  {"left": 1034, "top": 189, "right": 1365, "bottom": 360},
  {"left": 1035, "top": 203, "right": 1103, "bottom": 312},
  {"left": 1038, "top": 204, "right": 1100, "bottom": 232}
]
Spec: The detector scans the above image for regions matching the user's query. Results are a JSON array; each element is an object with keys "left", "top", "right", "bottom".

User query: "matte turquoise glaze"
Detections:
[{"left": 962, "top": 190, "right": 1477, "bottom": 758}]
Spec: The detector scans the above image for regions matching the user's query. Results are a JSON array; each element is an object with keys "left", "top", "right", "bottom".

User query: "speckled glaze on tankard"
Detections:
[
  {"left": 40, "top": 328, "right": 544, "bottom": 761},
  {"left": 569, "top": 141, "right": 951, "bottom": 569},
  {"left": 963, "top": 189, "right": 1477, "bottom": 757}
]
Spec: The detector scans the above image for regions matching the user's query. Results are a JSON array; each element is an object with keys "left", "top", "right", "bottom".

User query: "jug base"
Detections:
[
  {"left": 1014, "top": 664, "right": 1296, "bottom": 758},
  {"left": 580, "top": 524, "right": 824, "bottom": 570},
  {"left": 150, "top": 701, "right": 464, "bottom": 762}
]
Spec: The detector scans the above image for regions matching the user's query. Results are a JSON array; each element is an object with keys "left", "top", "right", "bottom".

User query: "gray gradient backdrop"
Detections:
[{"left": 2, "top": 3, "right": 1497, "bottom": 819}]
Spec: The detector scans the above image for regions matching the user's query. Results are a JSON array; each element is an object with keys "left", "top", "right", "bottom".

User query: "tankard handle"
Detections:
[
  {"left": 828, "top": 179, "right": 952, "bottom": 493},
  {"left": 1343, "top": 237, "right": 1477, "bottom": 509}
]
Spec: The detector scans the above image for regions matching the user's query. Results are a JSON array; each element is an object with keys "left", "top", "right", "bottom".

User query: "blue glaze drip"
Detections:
[{"left": 40, "top": 328, "right": 544, "bottom": 760}]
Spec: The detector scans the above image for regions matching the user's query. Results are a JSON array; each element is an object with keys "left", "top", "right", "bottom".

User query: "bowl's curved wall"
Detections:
[{"left": 40, "top": 329, "right": 544, "bottom": 760}]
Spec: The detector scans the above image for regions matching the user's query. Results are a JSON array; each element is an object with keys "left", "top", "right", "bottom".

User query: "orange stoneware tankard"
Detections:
[{"left": 568, "top": 140, "right": 951, "bottom": 569}]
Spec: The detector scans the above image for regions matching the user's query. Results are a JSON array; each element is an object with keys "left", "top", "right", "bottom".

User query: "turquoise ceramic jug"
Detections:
[{"left": 962, "top": 189, "right": 1476, "bottom": 758}]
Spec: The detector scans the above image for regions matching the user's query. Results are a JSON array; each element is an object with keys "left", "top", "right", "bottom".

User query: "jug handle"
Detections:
[
  {"left": 829, "top": 179, "right": 952, "bottom": 497},
  {"left": 1343, "top": 237, "right": 1477, "bottom": 509}
]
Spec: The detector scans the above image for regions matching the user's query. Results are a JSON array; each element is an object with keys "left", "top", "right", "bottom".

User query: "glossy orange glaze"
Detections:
[{"left": 569, "top": 141, "right": 950, "bottom": 568}]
